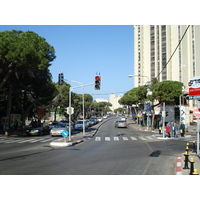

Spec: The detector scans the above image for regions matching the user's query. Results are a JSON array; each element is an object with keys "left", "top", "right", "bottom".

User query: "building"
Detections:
[
  {"left": 109, "top": 94, "right": 123, "bottom": 112},
  {"left": 95, "top": 98, "right": 109, "bottom": 103},
  {"left": 134, "top": 25, "right": 200, "bottom": 125}
]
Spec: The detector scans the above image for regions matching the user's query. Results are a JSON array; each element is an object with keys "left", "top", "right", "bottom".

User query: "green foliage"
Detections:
[
  {"left": 119, "top": 85, "right": 148, "bottom": 106},
  {"left": 148, "top": 80, "right": 183, "bottom": 104}
]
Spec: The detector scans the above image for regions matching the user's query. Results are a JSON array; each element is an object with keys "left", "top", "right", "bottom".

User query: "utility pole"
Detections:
[{"left": 162, "top": 102, "right": 166, "bottom": 138}]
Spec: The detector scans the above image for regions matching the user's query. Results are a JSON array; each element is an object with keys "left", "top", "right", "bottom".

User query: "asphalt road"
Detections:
[{"left": 0, "top": 117, "right": 190, "bottom": 175}]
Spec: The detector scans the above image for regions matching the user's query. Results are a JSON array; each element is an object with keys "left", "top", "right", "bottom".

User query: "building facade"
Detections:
[
  {"left": 134, "top": 25, "right": 200, "bottom": 125},
  {"left": 109, "top": 94, "right": 123, "bottom": 112},
  {"left": 134, "top": 25, "right": 200, "bottom": 87}
]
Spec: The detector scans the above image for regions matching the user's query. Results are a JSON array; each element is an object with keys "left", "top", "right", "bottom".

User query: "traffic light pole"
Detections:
[
  {"left": 162, "top": 102, "right": 165, "bottom": 138},
  {"left": 68, "top": 83, "right": 94, "bottom": 141}
]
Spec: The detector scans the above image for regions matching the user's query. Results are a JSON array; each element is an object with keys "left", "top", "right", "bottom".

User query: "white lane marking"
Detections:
[
  {"left": 17, "top": 139, "right": 39, "bottom": 143},
  {"left": 114, "top": 137, "right": 119, "bottom": 141},
  {"left": 146, "top": 136, "right": 154, "bottom": 140},
  {"left": 29, "top": 138, "right": 46, "bottom": 143},
  {"left": 40, "top": 138, "right": 55, "bottom": 142},
  {"left": 139, "top": 136, "right": 146, "bottom": 140},
  {"left": 122, "top": 137, "right": 128, "bottom": 141},
  {"left": 130, "top": 137, "right": 137, "bottom": 140},
  {"left": 105, "top": 137, "right": 110, "bottom": 141},
  {"left": 95, "top": 137, "right": 101, "bottom": 141}
]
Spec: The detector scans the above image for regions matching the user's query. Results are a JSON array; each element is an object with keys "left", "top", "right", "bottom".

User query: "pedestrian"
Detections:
[
  {"left": 13, "top": 120, "right": 18, "bottom": 130},
  {"left": 170, "top": 122, "right": 175, "bottom": 137},
  {"left": 159, "top": 122, "right": 162, "bottom": 134},
  {"left": 174, "top": 123, "right": 179, "bottom": 137},
  {"left": 165, "top": 123, "right": 171, "bottom": 138},
  {"left": 179, "top": 122, "right": 186, "bottom": 137}
]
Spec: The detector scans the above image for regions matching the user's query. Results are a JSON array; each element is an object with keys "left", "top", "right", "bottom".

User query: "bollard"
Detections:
[
  {"left": 186, "top": 146, "right": 189, "bottom": 154},
  {"left": 189, "top": 158, "right": 195, "bottom": 175},
  {"left": 193, "top": 169, "right": 199, "bottom": 175},
  {"left": 192, "top": 141, "right": 196, "bottom": 153},
  {"left": 183, "top": 151, "right": 190, "bottom": 170}
]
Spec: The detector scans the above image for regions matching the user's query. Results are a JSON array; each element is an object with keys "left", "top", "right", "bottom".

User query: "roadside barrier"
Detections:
[
  {"left": 189, "top": 158, "right": 195, "bottom": 175},
  {"left": 182, "top": 142, "right": 199, "bottom": 175},
  {"left": 183, "top": 151, "right": 190, "bottom": 169}
]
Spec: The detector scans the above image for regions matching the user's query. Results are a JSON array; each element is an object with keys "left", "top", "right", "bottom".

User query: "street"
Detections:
[{"left": 0, "top": 117, "right": 195, "bottom": 175}]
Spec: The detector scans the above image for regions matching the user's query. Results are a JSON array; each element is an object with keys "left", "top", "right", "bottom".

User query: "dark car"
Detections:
[{"left": 26, "top": 123, "right": 50, "bottom": 136}]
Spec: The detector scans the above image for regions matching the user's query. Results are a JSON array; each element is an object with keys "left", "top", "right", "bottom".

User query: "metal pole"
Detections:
[
  {"left": 68, "top": 87, "right": 72, "bottom": 141},
  {"left": 162, "top": 102, "right": 165, "bottom": 138},
  {"left": 179, "top": 94, "right": 184, "bottom": 125},
  {"left": 82, "top": 86, "right": 85, "bottom": 136},
  {"left": 197, "top": 118, "right": 199, "bottom": 155}
]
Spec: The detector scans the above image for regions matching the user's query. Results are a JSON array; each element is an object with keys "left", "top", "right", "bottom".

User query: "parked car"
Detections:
[
  {"left": 75, "top": 120, "right": 89, "bottom": 130},
  {"left": 49, "top": 121, "right": 59, "bottom": 129},
  {"left": 26, "top": 123, "right": 50, "bottom": 136},
  {"left": 60, "top": 120, "right": 75, "bottom": 130},
  {"left": 89, "top": 119, "right": 96, "bottom": 126},
  {"left": 50, "top": 123, "right": 68, "bottom": 137},
  {"left": 97, "top": 117, "right": 103, "bottom": 122},
  {"left": 115, "top": 120, "right": 127, "bottom": 128},
  {"left": 90, "top": 116, "right": 98, "bottom": 124}
]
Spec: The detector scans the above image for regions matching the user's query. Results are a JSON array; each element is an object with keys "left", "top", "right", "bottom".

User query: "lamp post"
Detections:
[{"left": 65, "top": 79, "right": 85, "bottom": 139}]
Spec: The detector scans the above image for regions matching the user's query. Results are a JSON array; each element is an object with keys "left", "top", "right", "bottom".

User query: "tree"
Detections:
[
  {"left": 147, "top": 80, "right": 184, "bottom": 129},
  {"left": 0, "top": 30, "right": 56, "bottom": 130},
  {"left": 148, "top": 80, "right": 183, "bottom": 105}
]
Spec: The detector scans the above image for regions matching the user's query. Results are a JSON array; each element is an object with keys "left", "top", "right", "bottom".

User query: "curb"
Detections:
[{"left": 176, "top": 154, "right": 183, "bottom": 175}]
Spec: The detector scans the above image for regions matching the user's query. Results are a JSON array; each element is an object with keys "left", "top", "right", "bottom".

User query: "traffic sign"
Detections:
[
  {"left": 62, "top": 130, "right": 69, "bottom": 137},
  {"left": 193, "top": 108, "right": 200, "bottom": 118},
  {"left": 186, "top": 95, "right": 200, "bottom": 100},
  {"left": 67, "top": 107, "right": 74, "bottom": 115}
]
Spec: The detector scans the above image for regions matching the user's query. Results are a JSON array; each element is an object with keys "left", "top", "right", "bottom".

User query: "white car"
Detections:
[
  {"left": 50, "top": 123, "right": 68, "bottom": 137},
  {"left": 75, "top": 120, "right": 89, "bottom": 130},
  {"left": 97, "top": 117, "right": 103, "bottom": 122}
]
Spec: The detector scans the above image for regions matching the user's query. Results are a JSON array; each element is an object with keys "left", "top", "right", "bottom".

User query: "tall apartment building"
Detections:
[
  {"left": 134, "top": 25, "right": 200, "bottom": 89},
  {"left": 134, "top": 25, "right": 200, "bottom": 125},
  {"left": 109, "top": 94, "right": 123, "bottom": 112}
]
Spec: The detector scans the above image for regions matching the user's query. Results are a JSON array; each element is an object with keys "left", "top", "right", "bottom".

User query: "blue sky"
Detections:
[{"left": 0, "top": 25, "right": 134, "bottom": 100}]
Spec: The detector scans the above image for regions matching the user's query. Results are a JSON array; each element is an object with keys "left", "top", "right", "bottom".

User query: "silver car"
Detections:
[
  {"left": 50, "top": 123, "right": 68, "bottom": 137},
  {"left": 115, "top": 120, "right": 127, "bottom": 128}
]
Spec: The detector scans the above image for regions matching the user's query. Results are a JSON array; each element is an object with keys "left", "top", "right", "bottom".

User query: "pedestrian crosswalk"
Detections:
[
  {"left": 94, "top": 136, "right": 157, "bottom": 142},
  {"left": 0, "top": 137, "right": 55, "bottom": 144}
]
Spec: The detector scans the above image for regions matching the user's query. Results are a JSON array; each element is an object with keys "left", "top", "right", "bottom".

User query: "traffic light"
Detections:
[
  {"left": 166, "top": 111, "right": 168, "bottom": 117},
  {"left": 58, "top": 72, "right": 64, "bottom": 85},
  {"left": 94, "top": 75, "right": 101, "bottom": 90}
]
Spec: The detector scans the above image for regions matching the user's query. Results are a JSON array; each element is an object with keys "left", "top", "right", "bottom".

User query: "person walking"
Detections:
[
  {"left": 165, "top": 123, "right": 171, "bottom": 138},
  {"left": 174, "top": 123, "right": 179, "bottom": 137},
  {"left": 179, "top": 122, "right": 186, "bottom": 137},
  {"left": 170, "top": 122, "right": 175, "bottom": 137}
]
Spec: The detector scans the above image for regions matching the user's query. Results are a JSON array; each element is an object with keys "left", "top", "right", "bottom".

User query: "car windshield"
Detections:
[
  {"left": 76, "top": 121, "right": 83, "bottom": 124},
  {"left": 118, "top": 121, "right": 126, "bottom": 123},
  {"left": 54, "top": 123, "right": 66, "bottom": 128}
]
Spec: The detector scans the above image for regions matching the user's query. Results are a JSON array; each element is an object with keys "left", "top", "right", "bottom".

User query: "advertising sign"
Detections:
[{"left": 188, "top": 76, "right": 200, "bottom": 96}]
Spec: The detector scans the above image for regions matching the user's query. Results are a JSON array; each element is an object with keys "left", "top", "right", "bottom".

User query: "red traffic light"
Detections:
[
  {"left": 95, "top": 76, "right": 101, "bottom": 81},
  {"left": 94, "top": 76, "right": 101, "bottom": 90}
]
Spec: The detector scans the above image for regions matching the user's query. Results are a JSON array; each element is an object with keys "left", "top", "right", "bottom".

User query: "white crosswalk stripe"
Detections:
[
  {"left": 122, "top": 137, "right": 128, "bottom": 141},
  {"left": 0, "top": 137, "right": 55, "bottom": 144},
  {"left": 138, "top": 136, "right": 146, "bottom": 140},
  {"left": 105, "top": 137, "right": 110, "bottom": 141},
  {"left": 95, "top": 137, "right": 101, "bottom": 141},
  {"left": 130, "top": 137, "right": 137, "bottom": 140},
  {"left": 114, "top": 137, "right": 119, "bottom": 141}
]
